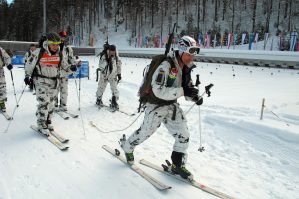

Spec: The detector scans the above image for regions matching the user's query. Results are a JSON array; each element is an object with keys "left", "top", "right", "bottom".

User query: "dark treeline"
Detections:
[{"left": 0, "top": 0, "right": 298, "bottom": 42}]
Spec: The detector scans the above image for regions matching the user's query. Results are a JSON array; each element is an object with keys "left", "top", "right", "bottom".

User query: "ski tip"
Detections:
[
  {"left": 62, "top": 139, "right": 69, "bottom": 144},
  {"left": 61, "top": 147, "right": 69, "bottom": 151}
]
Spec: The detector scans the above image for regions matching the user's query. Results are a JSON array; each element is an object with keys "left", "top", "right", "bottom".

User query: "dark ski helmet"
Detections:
[
  {"left": 46, "top": 33, "right": 62, "bottom": 45},
  {"left": 109, "top": 44, "right": 116, "bottom": 51}
]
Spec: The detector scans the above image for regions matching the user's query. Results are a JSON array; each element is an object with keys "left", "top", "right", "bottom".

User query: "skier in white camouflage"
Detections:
[
  {"left": 120, "top": 36, "right": 202, "bottom": 180},
  {"left": 24, "top": 33, "right": 78, "bottom": 134},
  {"left": 55, "top": 31, "right": 80, "bottom": 111},
  {"left": 24, "top": 44, "right": 37, "bottom": 92},
  {"left": 96, "top": 44, "right": 122, "bottom": 110},
  {"left": 0, "top": 47, "right": 13, "bottom": 112}
]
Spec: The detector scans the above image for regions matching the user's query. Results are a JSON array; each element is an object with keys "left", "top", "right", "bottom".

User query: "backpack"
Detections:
[
  {"left": 138, "top": 54, "right": 176, "bottom": 107},
  {"left": 0, "top": 48, "right": 4, "bottom": 65}
]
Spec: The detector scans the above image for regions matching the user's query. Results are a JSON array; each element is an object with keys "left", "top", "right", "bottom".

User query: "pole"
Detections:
[
  {"left": 260, "top": 98, "right": 265, "bottom": 120},
  {"left": 43, "top": 0, "right": 46, "bottom": 34},
  {"left": 78, "top": 68, "right": 81, "bottom": 111},
  {"left": 77, "top": 68, "right": 86, "bottom": 137},
  {"left": 195, "top": 74, "right": 204, "bottom": 152},
  {"left": 2, "top": 85, "right": 27, "bottom": 133},
  {"left": 9, "top": 71, "right": 18, "bottom": 107}
]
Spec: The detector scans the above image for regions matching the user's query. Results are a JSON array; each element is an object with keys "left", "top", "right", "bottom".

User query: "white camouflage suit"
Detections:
[
  {"left": 122, "top": 51, "right": 194, "bottom": 164},
  {"left": 55, "top": 45, "right": 78, "bottom": 109},
  {"left": 24, "top": 49, "right": 36, "bottom": 91},
  {"left": 96, "top": 50, "right": 122, "bottom": 100},
  {"left": 25, "top": 41, "right": 74, "bottom": 128},
  {"left": 0, "top": 47, "right": 12, "bottom": 101}
]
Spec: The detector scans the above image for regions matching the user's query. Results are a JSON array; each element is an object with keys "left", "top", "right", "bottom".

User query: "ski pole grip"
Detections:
[
  {"left": 195, "top": 74, "right": 200, "bottom": 87},
  {"left": 205, "top": 83, "right": 214, "bottom": 97}
]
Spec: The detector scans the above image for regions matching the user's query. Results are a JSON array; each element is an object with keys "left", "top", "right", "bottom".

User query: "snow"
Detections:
[{"left": 1, "top": 56, "right": 299, "bottom": 199}]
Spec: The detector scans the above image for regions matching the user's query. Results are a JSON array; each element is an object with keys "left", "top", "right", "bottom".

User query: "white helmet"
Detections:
[{"left": 178, "top": 36, "right": 200, "bottom": 55}]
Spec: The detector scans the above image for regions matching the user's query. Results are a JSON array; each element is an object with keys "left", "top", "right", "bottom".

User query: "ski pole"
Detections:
[
  {"left": 9, "top": 70, "right": 18, "bottom": 107},
  {"left": 195, "top": 75, "right": 204, "bottom": 152},
  {"left": 78, "top": 67, "right": 81, "bottom": 111},
  {"left": 2, "top": 84, "right": 27, "bottom": 133},
  {"left": 74, "top": 78, "right": 80, "bottom": 103},
  {"left": 77, "top": 67, "right": 86, "bottom": 137},
  {"left": 185, "top": 83, "right": 214, "bottom": 116}
]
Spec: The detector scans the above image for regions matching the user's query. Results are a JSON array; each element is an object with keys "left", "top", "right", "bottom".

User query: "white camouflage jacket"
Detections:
[
  {"left": 25, "top": 41, "right": 73, "bottom": 79},
  {"left": 59, "top": 45, "right": 79, "bottom": 78},
  {"left": 98, "top": 50, "right": 122, "bottom": 80},
  {"left": 151, "top": 51, "right": 195, "bottom": 102},
  {"left": 0, "top": 47, "right": 12, "bottom": 68}
]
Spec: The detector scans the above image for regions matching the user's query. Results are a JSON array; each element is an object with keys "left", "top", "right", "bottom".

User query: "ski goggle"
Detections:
[
  {"left": 179, "top": 46, "right": 200, "bottom": 55},
  {"left": 187, "top": 47, "right": 200, "bottom": 55},
  {"left": 48, "top": 40, "right": 61, "bottom": 45}
]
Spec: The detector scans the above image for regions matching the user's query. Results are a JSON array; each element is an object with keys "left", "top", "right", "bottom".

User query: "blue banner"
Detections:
[
  {"left": 12, "top": 55, "right": 25, "bottom": 65},
  {"left": 248, "top": 33, "right": 254, "bottom": 50},
  {"left": 68, "top": 61, "right": 89, "bottom": 79}
]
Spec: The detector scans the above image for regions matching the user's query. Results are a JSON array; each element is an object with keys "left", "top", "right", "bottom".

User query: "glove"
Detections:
[
  {"left": 117, "top": 74, "right": 121, "bottom": 82},
  {"left": 193, "top": 96, "right": 203, "bottom": 105},
  {"left": 70, "top": 65, "right": 77, "bottom": 72},
  {"left": 184, "top": 87, "right": 199, "bottom": 98},
  {"left": 7, "top": 64, "right": 13, "bottom": 70},
  {"left": 77, "top": 60, "right": 82, "bottom": 67},
  {"left": 24, "top": 77, "right": 31, "bottom": 85}
]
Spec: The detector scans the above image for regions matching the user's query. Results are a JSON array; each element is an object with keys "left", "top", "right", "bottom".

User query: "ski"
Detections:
[
  {"left": 55, "top": 111, "right": 69, "bottom": 120},
  {"left": 30, "top": 125, "right": 68, "bottom": 151},
  {"left": 49, "top": 130, "right": 69, "bottom": 143},
  {"left": 0, "top": 110, "right": 13, "bottom": 120},
  {"left": 61, "top": 111, "right": 79, "bottom": 118},
  {"left": 102, "top": 145, "right": 171, "bottom": 191},
  {"left": 98, "top": 104, "right": 135, "bottom": 116},
  {"left": 140, "top": 159, "right": 236, "bottom": 199}
]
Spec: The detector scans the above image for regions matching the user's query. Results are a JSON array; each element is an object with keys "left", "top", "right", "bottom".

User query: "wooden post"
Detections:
[{"left": 260, "top": 98, "right": 265, "bottom": 120}]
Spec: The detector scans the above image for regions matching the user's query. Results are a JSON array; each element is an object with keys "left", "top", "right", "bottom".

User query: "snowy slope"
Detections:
[{"left": 0, "top": 56, "right": 299, "bottom": 199}]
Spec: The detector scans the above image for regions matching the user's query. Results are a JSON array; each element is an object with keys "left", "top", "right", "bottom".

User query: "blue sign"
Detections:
[
  {"left": 12, "top": 55, "right": 25, "bottom": 65},
  {"left": 248, "top": 33, "right": 254, "bottom": 50},
  {"left": 68, "top": 61, "right": 89, "bottom": 79}
]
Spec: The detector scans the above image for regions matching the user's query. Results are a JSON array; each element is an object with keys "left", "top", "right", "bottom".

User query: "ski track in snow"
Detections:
[{"left": 0, "top": 57, "right": 298, "bottom": 199}]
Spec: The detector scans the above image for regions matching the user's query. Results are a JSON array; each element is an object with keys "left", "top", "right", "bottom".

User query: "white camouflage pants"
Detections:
[
  {"left": 96, "top": 73, "right": 119, "bottom": 100},
  {"left": 122, "top": 103, "right": 190, "bottom": 155},
  {"left": 0, "top": 68, "right": 6, "bottom": 101},
  {"left": 55, "top": 77, "right": 68, "bottom": 107},
  {"left": 34, "top": 77, "right": 58, "bottom": 126}
]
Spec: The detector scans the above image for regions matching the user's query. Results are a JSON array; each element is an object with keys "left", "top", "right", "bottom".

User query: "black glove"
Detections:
[
  {"left": 117, "top": 74, "right": 121, "bottom": 82},
  {"left": 70, "top": 65, "right": 77, "bottom": 72},
  {"left": 24, "top": 77, "right": 31, "bottom": 85},
  {"left": 193, "top": 96, "right": 203, "bottom": 105},
  {"left": 7, "top": 64, "right": 13, "bottom": 70},
  {"left": 184, "top": 87, "right": 199, "bottom": 98}
]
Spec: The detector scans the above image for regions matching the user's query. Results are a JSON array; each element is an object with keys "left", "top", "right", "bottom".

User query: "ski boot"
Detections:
[
  {"left": 110, "top": 96, "right": 119, "bottom": 112},
  {"left": 59, "top": 104, "right": 67, "bottom": 111},
  {"left": 0, "top": 100, "right": 6, "bottom": 112},
  {"left": 46, "top": 120, "right": 54, "bottom": 131},
  {"left": 171, "top": 151, "right": 193, "bottom": 180},
  {"left": 171, "top": 164, "right": 193, "bottom": 180},
  {"left": 37, "top": 123, "right": 50, "bottom": 136},
  {"left": 119, "top": 134, "right": 134, "bottom": 164},
  {"left": 96, "top": 97, "right": 103, "bottom": 107}
]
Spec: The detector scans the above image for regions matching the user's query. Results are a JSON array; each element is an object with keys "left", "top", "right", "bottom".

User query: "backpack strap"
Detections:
[{"left": 35, "top": 48, "right": 45, "bottom": 77}]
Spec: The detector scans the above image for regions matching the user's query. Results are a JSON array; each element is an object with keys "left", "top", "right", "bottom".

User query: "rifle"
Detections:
[
  {"left": 96, "top": 40, "right": 110, "bottom": 81},
  {"left": 164, "top": 23, "right": 177, "bottom": 56}
]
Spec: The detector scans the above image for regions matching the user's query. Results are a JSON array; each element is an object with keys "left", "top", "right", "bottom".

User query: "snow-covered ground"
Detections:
[{"left": 1, "top": 56, "right": 299, "bottom": 199}]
